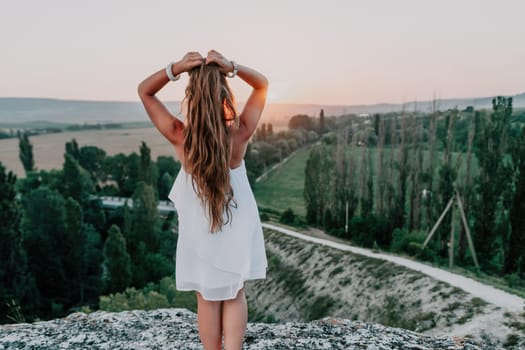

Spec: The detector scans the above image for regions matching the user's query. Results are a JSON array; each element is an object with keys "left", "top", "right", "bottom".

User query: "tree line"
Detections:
[
  {"left": 0, "top": 138, "right": 181, "bottom": 323},
  {"left": 304, "top": 97, "right": 525, "bottom": 282}
]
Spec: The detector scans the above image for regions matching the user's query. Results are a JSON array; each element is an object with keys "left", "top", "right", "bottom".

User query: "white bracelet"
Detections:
[
  {"left": 226, "top": 61, "right": 238, "bottom": 78},
  {"left": 165, "top": 62, "right": 181, "bottom": 82}
]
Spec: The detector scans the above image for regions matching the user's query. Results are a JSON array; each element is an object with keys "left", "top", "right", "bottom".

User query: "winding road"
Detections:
[{"left": 262, "top": 222, "right": 525, "bottom": 312}]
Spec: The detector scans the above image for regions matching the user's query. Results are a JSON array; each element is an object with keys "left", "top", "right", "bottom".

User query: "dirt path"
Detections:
[
  {"left": 262, "top": 222, "right": 525, "bottom": 312},
  {"left": 255, "top": 150, "right": 298, "bottom": 183}
]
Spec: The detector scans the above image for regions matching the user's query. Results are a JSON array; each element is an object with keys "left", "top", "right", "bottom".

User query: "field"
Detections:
[
  {"left": 253, "top": 146, "right": 313, "bottom": 217},
  {"left": 0, "top": 127, "right": 176, "bottom": 177}
]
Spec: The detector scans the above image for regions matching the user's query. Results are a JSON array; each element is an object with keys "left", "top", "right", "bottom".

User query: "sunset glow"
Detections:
[{"left": 1, "top": 0, "right": 524, "bottom": 105}]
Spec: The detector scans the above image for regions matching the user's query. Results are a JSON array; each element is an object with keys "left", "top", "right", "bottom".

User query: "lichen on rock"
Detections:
[{"left": 0, "top": 308, "right": 495, "bottom": 350}]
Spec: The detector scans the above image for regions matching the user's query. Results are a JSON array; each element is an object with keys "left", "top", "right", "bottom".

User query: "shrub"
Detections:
[
  {"left": 349, "top": 215, "right": 390, "bottom": 248},
  {"left": 307, "top": 295, "right": 335, "bottom": 320},
  {"left": 390, "top": 229, "right": 433, "bottom": 260},
  {"left": 504, "top": 273, "right": 525, "bottom": 289},
  {"left": 280, "top": 208, "right": 296, "bottom": 225},
  {"left": 98, "top": 277, "right": 197, "bottom": 313}
]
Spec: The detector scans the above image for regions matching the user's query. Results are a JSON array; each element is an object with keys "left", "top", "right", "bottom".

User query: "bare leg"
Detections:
[
  {"left": 222, "top": 283, "right": 248, "bottom": 350},
  {"left": 196, "top": 291, "right": 223, "bottom": 350}
]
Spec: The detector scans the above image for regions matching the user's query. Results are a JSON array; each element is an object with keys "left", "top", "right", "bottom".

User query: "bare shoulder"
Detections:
[{"left": 229, "top": 128, "right": 249, "bottom": 167}]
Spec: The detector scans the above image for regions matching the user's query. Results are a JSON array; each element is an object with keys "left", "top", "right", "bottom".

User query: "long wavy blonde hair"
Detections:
[{"left": 183, "top": 63, "right": 239, "bottom": 233}]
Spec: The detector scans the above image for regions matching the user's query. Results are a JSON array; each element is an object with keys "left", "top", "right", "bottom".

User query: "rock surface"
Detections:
[{"left": 0, "top": 308, "right": 502, "bottom": 350}]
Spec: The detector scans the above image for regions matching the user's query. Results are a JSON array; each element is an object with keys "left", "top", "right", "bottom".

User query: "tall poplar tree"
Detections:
[
  {"left": 473, "top": 97, "right": 512, "bottom": 270},
  {"left": 319, "top": 109, "right": 326, "bottom": 134},
  {"left": 64, "top": 198, "right": 87, "bottom": 303},
  {"left": 139, "top": 141, "right": 156, "bottom": 187},
  {"left": 505, "top": 126, "right": 525, "bottom": 275},
  {"left": 304, "top": 145, "right": 334, "bottom": 226},
  {"left": 103, "top": 225, "right": 131, "bottom": 293},
  {"left": 63, "top": 153, "right": 93, "bottom": 205},
  {"left": 436, "top": 109, "right": 458, "bottom": 257},
  {"left": 18, "top": 131, "right": 34, "bottom": 174}
]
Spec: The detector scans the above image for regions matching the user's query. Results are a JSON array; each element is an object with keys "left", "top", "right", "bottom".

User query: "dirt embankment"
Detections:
[{"left": 246, "top": 229, "right": 525, "bottom": 348}]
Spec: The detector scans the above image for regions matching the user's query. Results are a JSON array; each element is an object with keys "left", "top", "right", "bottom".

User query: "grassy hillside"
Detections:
[{"left": 246, "top": 228, "right": 525, "bottom": 345}]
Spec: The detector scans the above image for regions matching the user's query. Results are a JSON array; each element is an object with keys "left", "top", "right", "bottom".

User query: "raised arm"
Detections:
[
  {"left": 206, "top": 50, "right": 268, "bottom": 141},
  {"left": 137, "top": 52, "right": 203, "bottom": 145}
]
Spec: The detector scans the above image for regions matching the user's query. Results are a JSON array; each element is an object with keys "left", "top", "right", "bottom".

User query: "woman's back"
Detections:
[{"left": 138, "top": 49, "right": 268, "bottom": 348}]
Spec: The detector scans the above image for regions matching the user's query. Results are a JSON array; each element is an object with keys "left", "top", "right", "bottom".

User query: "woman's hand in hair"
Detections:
[
  {"left": 206, "top": 50, "right": 233, "bottom": 75},
  {"left": 178, "top": 51, "right": 204, "bottom": 73}
]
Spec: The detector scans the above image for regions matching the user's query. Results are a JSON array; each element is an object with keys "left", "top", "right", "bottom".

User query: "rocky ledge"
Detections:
[{"left": 0, "top": 308, "right": 507, "bottom": 349}]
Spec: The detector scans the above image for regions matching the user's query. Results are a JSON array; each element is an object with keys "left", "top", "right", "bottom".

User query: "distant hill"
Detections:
[
  {"left": 0, "top": 98, "right": 179, "bottom": 124},
  {"left": 1, "top": 93, "right": 524, "bottom": 127}
]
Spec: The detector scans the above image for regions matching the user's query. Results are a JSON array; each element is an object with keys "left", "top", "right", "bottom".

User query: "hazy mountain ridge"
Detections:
[
  {"left": 1, "top": 92, "right": 524, "bottom": 125},
  {"left": 0, "top": 98, "right": 180, "bottom": 124}
]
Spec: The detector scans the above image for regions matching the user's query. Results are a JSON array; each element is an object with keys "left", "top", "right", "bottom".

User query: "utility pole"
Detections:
[{"left": 423, "top": 190, "right": 480, "bottom": 272}]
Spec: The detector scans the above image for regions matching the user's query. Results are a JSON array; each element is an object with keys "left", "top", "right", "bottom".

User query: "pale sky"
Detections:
[{"left": 1, "top": 0, "right": 524, "bottom": 105}]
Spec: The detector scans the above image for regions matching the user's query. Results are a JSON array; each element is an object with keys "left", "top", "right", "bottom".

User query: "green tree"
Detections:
[
  {"left": 472, "top": 97, "right": 513, "bottom": 271},
  {"left": 156, "top": 155, "right": 180, "bottom": 200},
  {"left": 63, "top": 198, "right": 87, "bottom": 303},
  {"left": 103, "top": 225, "right": 132, "bottom": 293},
  {"left": 408, "top": 116, "right": 424, "bottom": 231},
  {"left": 0, "top": 162, "right": 38, "bottom": 322},
  {"left": 267, "top": 123, "right": 274, "bottom": 138},
  {"left": 16, "top": 169, "right": 63, "bottom": 196},
  {"left": 125, "top": 153, "right": 142, "bottom": 195},
  {"left": 62, "top": 154, "right": 93, "bottom": 205},
  {"left": 319, "top": 109, "right": 326, "bottom": 134},
  {"left": 435, "top": 110, "right": 458, "bottom": 257},
  {"left": 373, "top": 114, "right": 380, "bottom": 137},
  {"left": 260, "top": 123, "right": 267, "bottom": 141},
  {"left": 389, "top": 116, "right": 408, "bottom": 231},
  {"left": 139, "top": 141, "right": 156, "bottom": 187},
  {"left": 505, "top": 126, "right": 525, "bottom": 275},
  {"left": 21, "top": 187, "right": 68, "bottom": 315},
  {"left": 332, "top": 130, "right": 357, "bottom": 231},
  {"left": 304, "top": 145, "right": 333, "bottom": 225},
  {"left": 65, "top": 138, "right": 80, "bottom": 160},
  {"left": 156, "top": 156, "right": 180, "bottom": 178},
  {"left": 158, "top": 172, "right": 174, "bottom": 200},
  {"left": 18, "top": 131, "right": 34, "bottom": 174},
  {"left": 130, "top": 182, "right": 159, "bottom": 252},
  {"left": 288, "top": 114, "right": 314, "bottom": 131},
  {"left": 457, "top": 114, "right": 476, "bottom": 263},
  {"left": 79, "top": 145, "right": 107, "bottom": 183},
  {"left": 124, "top": 181, "right": 161, "bottom": 287},
  {"left": 279, "top": 208, "right": 296, "bottom": 225},
  {"left": 83, "top": 223, "right": 103, "bottom": 301},
  {"left": 104, "top": 152, "right": 141, "bottom": 197}
]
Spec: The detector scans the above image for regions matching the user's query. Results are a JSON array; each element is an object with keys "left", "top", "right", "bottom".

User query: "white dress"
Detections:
[{"left": 168, "top": 160, "right": 268, "bottom": 301}]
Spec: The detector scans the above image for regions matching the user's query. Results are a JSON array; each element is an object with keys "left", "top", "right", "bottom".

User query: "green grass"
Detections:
[{"left": 254, "top": 145, "right": 313, "bottom": 217}]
